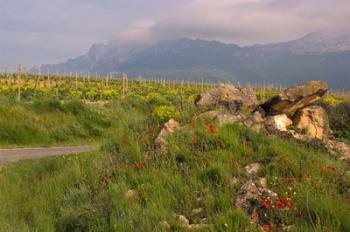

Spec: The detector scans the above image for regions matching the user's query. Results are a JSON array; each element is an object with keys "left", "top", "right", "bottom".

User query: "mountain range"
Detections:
[{"left": 40, "top": 30, "right": 350, "bottom": 89}]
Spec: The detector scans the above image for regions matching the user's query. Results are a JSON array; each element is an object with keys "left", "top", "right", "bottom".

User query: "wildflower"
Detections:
[
  {"left": 286, "top": 200, "right": 293, "bottom": 209},
  {"left": 220, "top": 140, "right": 226, "bottom": 149},
  {"left": 290, "top": 176, "right": 297, "bottom": 184},
  {"left": 135, "top": 162, "right": 144, "bottom": 170},
  {"left": 322, "top": 166, "right": 336, "bottom": 171},
  {"left": 276, "top": 201, "right": 285, "bottom": 209},
  {"left": 191, "top": 138, "right": 198, "bottom": 146},
  {"left": 306, "top": 172, "right": 312, "bottom": 178},
  {"left": 192, "top": 121, "right": 197, "bottom": 128},
  {"left": 261, "top": 197, "right": 271, "bottom": 208},
  {"left": 195, "top": 154, "right": 201, "bottom": 161},
  {"left": 261, "top": 224, "right": 271, "bottom": 231},
  {"left": 146, "top": 128, "right": 153, "bottom": 137},
  {"left": 102, "top": 175, "right": 109, "bottom": 183},
  {"left": 208, "top": 124, "right": 215, "bottom": 134}
]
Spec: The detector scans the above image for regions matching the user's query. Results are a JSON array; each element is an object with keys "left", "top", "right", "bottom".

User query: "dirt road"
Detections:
[{"left": 0, "top": 145, "right": 99, "bottom": 164}]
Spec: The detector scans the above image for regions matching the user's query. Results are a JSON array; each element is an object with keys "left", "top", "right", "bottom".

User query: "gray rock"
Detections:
[
  {"left": 195, "top": 83, "right": 257, "bottom": 112},
  {"left": 260, "top": 80, "right": 328, "bottom": 115}
]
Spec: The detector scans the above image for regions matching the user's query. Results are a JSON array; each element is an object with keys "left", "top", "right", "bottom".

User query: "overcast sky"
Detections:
[{"left": 1, "top": 0, "right": 349, "bottom": 69}]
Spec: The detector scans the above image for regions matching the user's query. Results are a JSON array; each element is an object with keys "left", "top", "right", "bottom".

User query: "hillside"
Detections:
[
  {"left": 40, "top": 30, "right": 350, "bottom": 89},
  {"left": 0, "top": 78, "right": 350, "bottom": 231}
]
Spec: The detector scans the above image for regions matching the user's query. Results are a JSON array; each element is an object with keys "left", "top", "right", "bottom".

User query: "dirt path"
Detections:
[{"left": 0, "top": 145, "right": 99, "bottom": 164}]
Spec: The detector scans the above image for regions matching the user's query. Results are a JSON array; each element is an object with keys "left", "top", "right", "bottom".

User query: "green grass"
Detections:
[
  {"left": 0, "top": 96, "right": 349, "bottom": 231},
  {"left": 0, "top": 98, "right": 121, "bottom": 147}
]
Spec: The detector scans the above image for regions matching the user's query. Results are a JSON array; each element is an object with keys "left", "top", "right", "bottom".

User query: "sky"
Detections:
[{"left": 1, "top": 0, "right": 350, "bottom": 69}]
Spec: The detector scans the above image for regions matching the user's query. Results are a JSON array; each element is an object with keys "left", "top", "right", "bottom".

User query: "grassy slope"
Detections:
[
  {"left": 0, "top": 98, "right": 349, "bottom": 232},
  {"left": 0, "top": 98, "right": 119, "bottom": 147}
]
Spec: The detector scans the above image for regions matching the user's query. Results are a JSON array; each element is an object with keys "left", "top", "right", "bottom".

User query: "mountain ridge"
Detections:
[{"left": 40, "top": 30, "right": 350, "bottom": 89}]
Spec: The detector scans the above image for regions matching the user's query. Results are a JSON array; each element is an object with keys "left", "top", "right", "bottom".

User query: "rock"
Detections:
[
  {"left": 195, "top": 83, "right": 257, "bottom": 112},
  {"left": 324, "top": 140, "right": 350, "bottom": 160},
  {"left": 175, "top": 213, "right": 209, "bottom": 230},
  {"left": 192, "top": 208, "right": 205, "bottom": 217},
  {"left": 196, "top": 110, "right": 244, "bottom": 125},
  {"left": 176, "top": 214, "right": 190, "bottom": 226},
  {"left": 244, "top": 163, "right": 262, "bottom": 176},
  {"left": 125, "top": 189, "right": 138, "bottom": 201},
  {"left": 235, "top": 179, "right": 277, "bottom": 223},
  {"left": 242, "top": 110, "right": 266, "bottom": 132},
  {"left": 260, "top": 80, "right": 328, "bottom": 115},
  {"left": 155, "top": 119, "right": 180, "bottom": 153},
  {"left": 293, "top": 106, "right": 333, "bottom": 140},
  {"left": 257, "top": 177, "right": 267, "bottom": 188},
  {"left": 265, "top": 114, "right": 293, "bottom": 132},
  {"left": 229, "top": 177, "right": 240, "bottom": 186},
  {"left": 159, "top": 220, "right": 171, "bottom": 229}
]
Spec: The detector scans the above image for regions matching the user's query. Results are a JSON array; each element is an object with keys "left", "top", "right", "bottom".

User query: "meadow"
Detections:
[{"left": 0, "top": 72, "right": 349, "bottom": 231}]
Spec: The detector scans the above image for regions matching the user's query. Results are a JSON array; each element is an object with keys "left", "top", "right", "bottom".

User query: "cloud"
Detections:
[
  {"left": 1, "top": 0, "right": 350, "bottom": 68},
  {"left": 121, "top": 0, "right": 350, "bottom": 45}
]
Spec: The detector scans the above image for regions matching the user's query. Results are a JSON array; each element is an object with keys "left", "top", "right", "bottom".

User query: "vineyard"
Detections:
[{"left": 1, "top": 70, "right": 349, "bottom": 103}]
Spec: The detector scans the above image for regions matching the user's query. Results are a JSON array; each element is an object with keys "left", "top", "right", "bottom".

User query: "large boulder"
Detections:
[
  {"left": 260, "top": 80, "right": 328, "bottom": 115},
  {"left": 195, "top": 83, "right": 257, "bottom": 112},
  {"left": 293, "top": 106, "right": 332, "bottom": 140}
]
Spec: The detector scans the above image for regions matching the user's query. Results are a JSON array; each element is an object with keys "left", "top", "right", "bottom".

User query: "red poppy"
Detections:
[
  {"left": 323, "top": 166, "right": 336, "bottom": 171},
  {"left": 102, "top": 175, "right": 109, "bottom": 183},
  {"left": 261, "top": 197, "right": 271, "bottom": 208},
  {"left": 208, "top": 124, "right": 215, "bottom": 134},
  {"left": 290, "top": 176, "right": 297, "bottom": 184},
  {"left": 276, "top": 201, "right": 285, "bottom": 209},
  {"left": 220, "top": 140, "right": 226, "bottom": 149},
  {"left": 195, "top": 154, "right": 201, "bottom": 161},
  {"left": 192, "top": 121, "right": 197, "bottom": 128},
  {"left": 261, "top": 224, "right": 271, "bottom": 231},
  {"left": 286, "top": 200, "right": 293, "bottom": 209},
  {"left": 135, "top": 162, "right": 144, "bottom": 170},
  {"left": 146, "top": 128, "right": 153, "bottom": 137}
]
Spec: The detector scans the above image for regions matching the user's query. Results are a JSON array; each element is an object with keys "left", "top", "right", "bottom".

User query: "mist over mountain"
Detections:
[{"left": 40, "top": 30, "right": 350, "bottom": 89}]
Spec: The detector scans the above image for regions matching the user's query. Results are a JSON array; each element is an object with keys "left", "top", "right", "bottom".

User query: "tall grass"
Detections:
[{"left": 0, "top": 96, "right": 349, "bottom": 231}]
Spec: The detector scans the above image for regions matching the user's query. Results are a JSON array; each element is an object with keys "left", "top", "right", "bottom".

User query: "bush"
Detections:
[
  {"left": 153, "top": 105, "right": 179, "bottom": 122},
  {"left": 322, "top": 101, "right": 350, "bottom": 140}
]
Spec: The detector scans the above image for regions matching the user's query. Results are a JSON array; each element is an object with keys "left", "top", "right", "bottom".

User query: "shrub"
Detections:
[{"left": 153, "top": 105, "right": 179, "bottom": 122}]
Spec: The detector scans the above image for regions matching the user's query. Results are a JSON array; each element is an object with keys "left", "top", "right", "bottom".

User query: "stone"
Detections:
[
  {"left": 192, "top": 208, "right": 205, "bottom": 217},
  {"left": 195, "top": 83, "right": 258, "bottom": 112},
  {"left": 155, "top": 119, "right": 180, "bottom": 153},
  {"left": 159, "top": 220, "right": 171, "bottom": 229},
  {"left": 196, "top": 110, "right": 244, "bottom": 125},
  {"left": 257, "top": 177, "right": 267, "bottom": 188},
  {"left": 229, "top": 177, "right": 240, "bottom": 186},
  {"left": 125, "top": 189, "right": 138, "bottom": 201},
  {"left": 175, "top": 213, "right": 209, "bottom": 229},
  {"left": 293, "top": 106, "right": 332, "bottom": 140},
  {"left": 324, "top": 140, "right": 350, "bottom": 160},
  {"left": 265, "top": 114, "right": 293, "bottom": 132},
  {"left": 260, "top": 80, "right": 328, "bottom": 115},
  {"left": 244, "top": 163, "right": 262, "bottom": 176},
  {"left": 235, "top": 180, "right": 277, "bottom": 223}
]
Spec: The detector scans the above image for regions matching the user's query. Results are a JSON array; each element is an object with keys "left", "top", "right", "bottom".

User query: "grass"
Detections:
[
  {"left": 0, "top": 97, "right": 121, "bottom": 147},
  {"left": 0, "top": 95, "right": 349, "bottom": 231}
]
